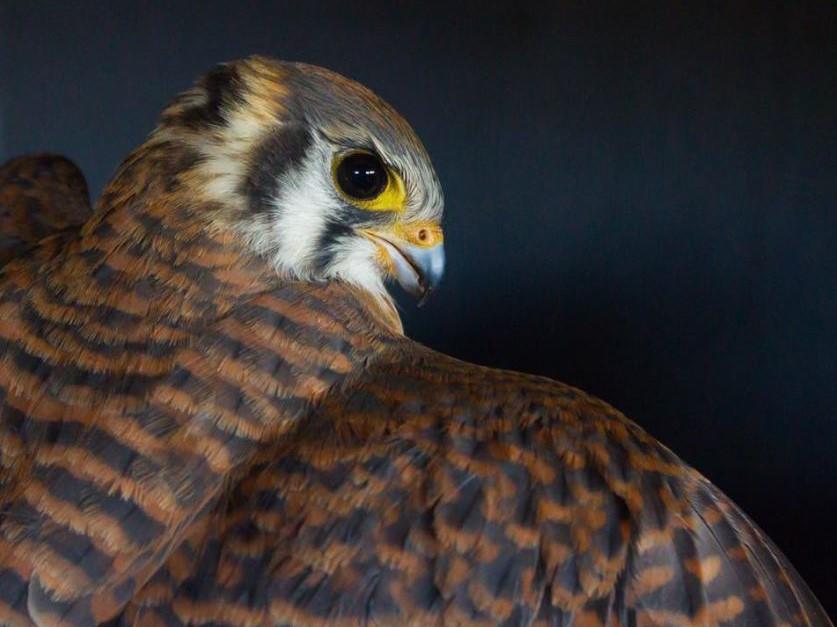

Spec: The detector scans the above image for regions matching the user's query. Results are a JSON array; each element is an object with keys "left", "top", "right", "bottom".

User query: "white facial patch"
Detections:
[
  {"left": 263, "top": 141, "right": 335, "bottom": 279},
  {"left": 245, "top": 134, "right": 395, "bottom": 305},
  {"left": 147, "top": 61, "right": 443, "bottom": 317},
  {"left": 323, "top": 236, "right": 390, "bottom": 303}
]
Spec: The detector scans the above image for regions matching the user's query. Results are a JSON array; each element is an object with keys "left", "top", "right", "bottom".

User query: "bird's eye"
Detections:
[{"left": 335, "top": 152, "right": 388, "bottom": 201}]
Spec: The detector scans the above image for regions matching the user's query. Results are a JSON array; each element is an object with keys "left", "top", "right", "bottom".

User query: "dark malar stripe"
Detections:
[{"left": 312, "top": 217, "right": 354, "bottom": 273}]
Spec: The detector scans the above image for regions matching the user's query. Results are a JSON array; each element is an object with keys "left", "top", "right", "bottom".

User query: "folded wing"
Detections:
[{"left": 124, "top": 341, "right": 831, "bottom": 626}]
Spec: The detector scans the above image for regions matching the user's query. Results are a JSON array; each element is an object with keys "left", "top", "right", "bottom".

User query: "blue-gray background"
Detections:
[{"left": 2, "top": 1, "right": 835, "bottom": 614}]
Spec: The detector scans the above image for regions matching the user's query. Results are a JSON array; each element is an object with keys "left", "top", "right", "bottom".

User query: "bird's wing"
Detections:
[
  {"left": 0, "top": 155, "right": 92, "bottom": 264},
  {"left": 0, "top": 276, "right": 391, "bottom": 626},
  {"left": 123, "top": 340, "right": 831, "bottom": 626}
]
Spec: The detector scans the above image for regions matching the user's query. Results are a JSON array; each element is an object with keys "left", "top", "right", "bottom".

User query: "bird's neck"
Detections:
[
  {"left": 39, "top": 140, "right": 275, "bottom": 325},
  {"left": 42, "top": 137, "right": 406, "bottom": 336},
  {"left": 7, "top": 137, "right": 406, "bottom": 396}
]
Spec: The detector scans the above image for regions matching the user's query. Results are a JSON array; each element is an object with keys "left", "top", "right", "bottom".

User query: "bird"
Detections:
[{"left": 0, "top": 56, "right": 829, "bottom": 627}]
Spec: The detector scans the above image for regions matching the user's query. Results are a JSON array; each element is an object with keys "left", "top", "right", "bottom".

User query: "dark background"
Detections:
[{"left": 2, "top": 1, "right": 835, "bottom": 615}]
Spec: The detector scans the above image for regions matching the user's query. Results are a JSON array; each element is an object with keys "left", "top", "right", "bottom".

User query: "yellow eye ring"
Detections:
[{"left": 332, "top": 151, "right": 407, "bottom": 212}]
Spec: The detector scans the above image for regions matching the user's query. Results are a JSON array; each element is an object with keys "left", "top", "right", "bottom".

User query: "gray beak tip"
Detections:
[{"left": 379, "top": 239, "right": 445, "bottom": 304}]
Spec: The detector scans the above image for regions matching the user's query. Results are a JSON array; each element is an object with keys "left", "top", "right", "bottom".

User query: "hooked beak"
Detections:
[{"left": 362, "top": 224, "right": 445, "bottom": 305}]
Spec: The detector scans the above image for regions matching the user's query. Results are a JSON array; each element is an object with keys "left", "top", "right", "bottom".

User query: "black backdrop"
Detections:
[{"left": 2, "top": 1, "right": 835, "bottom": 614}]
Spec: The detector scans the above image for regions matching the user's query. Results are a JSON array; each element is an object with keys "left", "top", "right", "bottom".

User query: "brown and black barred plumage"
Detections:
[
  {"left": 0, "top": 155, "right": 91, "bottom": 264},
  {"left": 0, "top": 57, "right": 830, "bottom": 626}
]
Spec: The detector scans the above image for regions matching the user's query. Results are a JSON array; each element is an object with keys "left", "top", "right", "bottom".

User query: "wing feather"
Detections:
[
  {"left": 0, "top": 276, "right": 391, "bottom": 625},
  {"left": 0, "top": 156, "right": 826, "bottom": 625},
  {"left": 0, "top": 155, "right": 91, "bottom": 264},
  {"left": 123, "top": 342, "right": 830, "bottom": 626}
]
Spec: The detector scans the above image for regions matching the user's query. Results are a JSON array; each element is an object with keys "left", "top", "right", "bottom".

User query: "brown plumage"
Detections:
[
  {"left": 0, "top": 155, "right": 91, "bottom": 264},
  {"left": 0, "top": 57, "right": 830, "bottom": 626}
]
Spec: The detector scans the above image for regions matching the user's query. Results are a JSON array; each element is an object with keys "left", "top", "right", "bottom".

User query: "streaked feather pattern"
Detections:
[
  {"left": 114, "top": 345, "right": 830, "bottom": 626},
  {"left": 0, "top": 56, "right": 831, "bottom": 626},
  {"left": 0, "top": 147, "right": 401, "bottom": 624}
]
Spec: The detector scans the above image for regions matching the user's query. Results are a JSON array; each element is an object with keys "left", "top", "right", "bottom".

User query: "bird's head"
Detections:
[{"left": 141, "top": 56, "right": 444, "bottom": 308}]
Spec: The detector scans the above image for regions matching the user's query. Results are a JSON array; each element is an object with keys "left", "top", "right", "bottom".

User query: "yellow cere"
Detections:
[{"left": 391, "top": 221, "right": 444, "bottom": 248}]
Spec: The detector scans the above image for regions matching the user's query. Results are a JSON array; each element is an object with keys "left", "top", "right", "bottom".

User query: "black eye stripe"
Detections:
[{"left": 335, "top": 151, "right": 387, "bottom": 201}]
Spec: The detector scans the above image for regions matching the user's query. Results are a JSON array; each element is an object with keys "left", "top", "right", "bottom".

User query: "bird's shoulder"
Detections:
[
  {"left": 0, "top": 275, "right": 395, "bottom": 625},
  {"left": 161, "top": 340, "right": 828, "bottom": 626}
]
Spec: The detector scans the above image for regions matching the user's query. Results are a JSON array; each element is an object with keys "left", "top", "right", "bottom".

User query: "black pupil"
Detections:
[{"left": 337, "top": 153, "right": 387, "bottom": 200}]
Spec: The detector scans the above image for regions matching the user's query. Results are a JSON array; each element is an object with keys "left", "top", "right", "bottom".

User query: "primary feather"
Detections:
[{"left": 0, "top": 57, "right": 829, "bottom": 626}]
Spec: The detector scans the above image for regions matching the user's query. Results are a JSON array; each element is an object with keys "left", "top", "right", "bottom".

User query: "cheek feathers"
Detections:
[
  {"left": 321, "top": 237, "right": 389, "bottom": 302},
  {"left": 267, "top": 147, "right": 337, "bottom": 277},
  {"left": 244, "top": 129, "right": 392, "bottom": 293}
]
